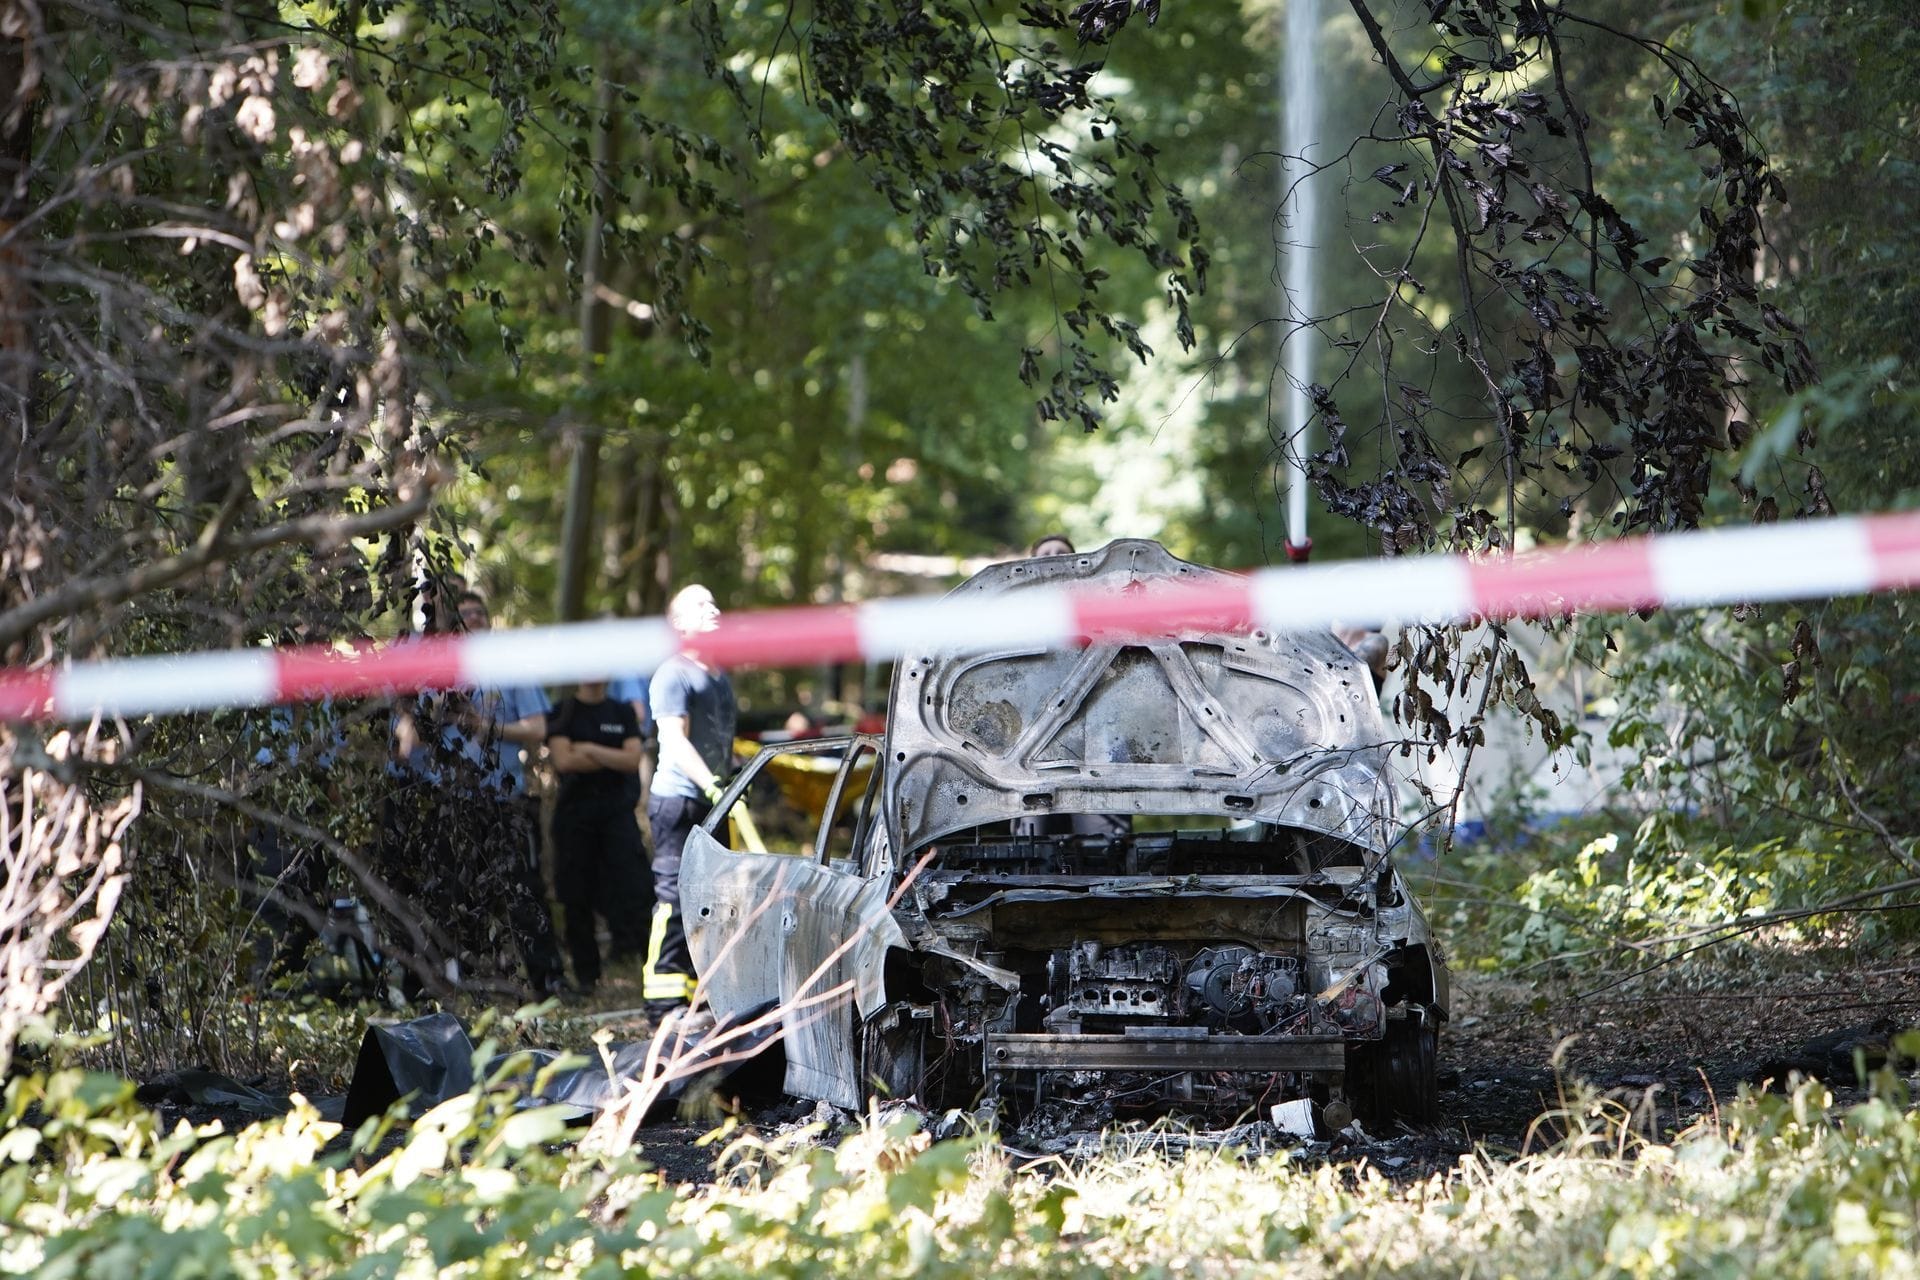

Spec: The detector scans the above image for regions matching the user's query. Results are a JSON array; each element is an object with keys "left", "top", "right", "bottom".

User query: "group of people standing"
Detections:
[{"left": 368, "top": 581, "right": 737, "bottom": 1009}]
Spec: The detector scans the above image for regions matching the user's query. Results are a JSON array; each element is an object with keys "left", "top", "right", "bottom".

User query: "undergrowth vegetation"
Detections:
[
  {"left": 1415, "top": 813, "right": 1920, "bottom": 979},
  {"left": 5, "top": 1037, "right": 1919, "bottom": 1278}
]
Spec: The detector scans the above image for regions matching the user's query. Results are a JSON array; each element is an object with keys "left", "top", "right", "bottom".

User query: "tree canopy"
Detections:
[{"left": 2, "top": 0, "right": 1916, "bottom": 1044}]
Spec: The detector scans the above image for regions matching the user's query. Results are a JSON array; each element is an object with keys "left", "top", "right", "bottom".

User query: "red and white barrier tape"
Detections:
[{"left": 3, "top": 512, "right": 1918, "bottom": 722}]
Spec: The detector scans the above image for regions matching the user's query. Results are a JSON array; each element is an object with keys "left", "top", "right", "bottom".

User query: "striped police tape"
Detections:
[{"left": 3, "top": 510, "right": 1917, "bottom": 722}]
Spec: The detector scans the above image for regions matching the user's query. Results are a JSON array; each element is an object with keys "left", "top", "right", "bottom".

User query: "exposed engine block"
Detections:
[
  {"left": 1183, "top": 945, "right": 1302, "bottom": 1030},
  {"left": 1044, "top": 940, "right": 1309, "bottom": 1030},
  {"left": 1052, "top": 941, "right": 1182, "bottom": 1019}
]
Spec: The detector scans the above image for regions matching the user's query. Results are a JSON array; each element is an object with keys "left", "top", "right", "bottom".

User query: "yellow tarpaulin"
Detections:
[{"left": 733, "top": 736, "right": 874, "bottom": 832}]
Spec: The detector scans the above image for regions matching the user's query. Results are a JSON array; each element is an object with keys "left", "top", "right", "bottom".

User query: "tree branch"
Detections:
[
  {"left": 130, "top": 765, "right": 465, "bottom": 1001},
  {"left": 0, "top": 470, "right": 438, "bottom": 650}
]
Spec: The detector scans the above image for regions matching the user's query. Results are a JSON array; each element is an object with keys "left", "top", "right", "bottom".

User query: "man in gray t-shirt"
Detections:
[
  {"left": 642, "top": 583, "right": 737, "bottom": 1009},
  {"left": 650, "top": 657, "right": 736, "bottom": 801}
]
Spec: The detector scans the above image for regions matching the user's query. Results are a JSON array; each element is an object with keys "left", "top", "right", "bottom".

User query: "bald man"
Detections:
[{"left": 641, "top": 584, "right": 737, "bottom": 1011}]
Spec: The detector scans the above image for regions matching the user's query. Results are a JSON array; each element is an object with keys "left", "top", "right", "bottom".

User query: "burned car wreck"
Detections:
[{"left": 682, "top": 540, "right": 1447, "bottom": 1131}]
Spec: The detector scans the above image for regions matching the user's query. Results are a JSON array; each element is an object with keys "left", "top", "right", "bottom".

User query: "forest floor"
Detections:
[
  {"left": 636, "top": 956, "right": 1920, "bottom": 1185},
  {"left": 1370, "top": 954, "right": 1920, "bottom": 1180},
  {"left": 134, "top": 948, "right": 1920, "bottom": 1187},
  {"left": 640, "top": 954, "right": 1920, "bottom": 1184}
]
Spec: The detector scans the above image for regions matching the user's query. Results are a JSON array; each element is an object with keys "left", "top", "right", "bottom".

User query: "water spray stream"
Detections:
[{"left": 1281, "top": 0, "right": 1323, "bottom": 562}]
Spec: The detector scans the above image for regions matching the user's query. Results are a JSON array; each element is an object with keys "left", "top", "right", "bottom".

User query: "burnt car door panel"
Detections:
[{"left": 681, "top": 738, "right": 901, "bottom": 1110}]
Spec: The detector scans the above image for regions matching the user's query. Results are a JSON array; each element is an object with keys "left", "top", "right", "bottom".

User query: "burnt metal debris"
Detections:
[{"left": 684, "top": 540, "right": 1448, "bottom": 1132}]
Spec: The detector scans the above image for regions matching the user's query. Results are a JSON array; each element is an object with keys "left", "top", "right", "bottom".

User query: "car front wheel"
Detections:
[{"left": 1355, "top": 1013, "right": 1439, "bottom": 1127}]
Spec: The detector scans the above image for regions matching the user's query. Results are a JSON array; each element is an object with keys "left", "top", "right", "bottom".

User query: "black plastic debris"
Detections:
[
  {"left": 133, "top": 1067, "right": 287, "bottom": 1118},
  {"left": 339, "top": 1002, "right": 787, "bottom": 1131},
  {"left": 341, "top": 1011, "right": 475, "bottom": 1128},
  {"left": 643, "top": 1000, "right": 788, "bottom": 1111}
]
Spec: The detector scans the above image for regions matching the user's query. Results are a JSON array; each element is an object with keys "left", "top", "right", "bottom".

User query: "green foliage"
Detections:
[
  {"left": 437, "top": 3, "right": 1075, "bottom": 620},
  {"left": 0, "top": 1065, "right": 1020, "bottom": 1278},
  {"left": 7, "top": 1048, "right": 1920, "bottom": 1276},
  {"left": 1593, "top": 587, "right": 1920, "bottom": 880},
  {"left": 782, "top": 0, "right": 1207, "bottom": 433},
  {"left": 1422, "top": 812, "right": 1920, "bottom": 978},
  {"left": 1490, "top": 1, "right": 1920, "bottom": 943}
]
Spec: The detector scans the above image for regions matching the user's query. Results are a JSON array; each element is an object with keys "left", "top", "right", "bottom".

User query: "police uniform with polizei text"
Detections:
[{"left": 546, "top": 693, "right": 654, "bottom": 991}]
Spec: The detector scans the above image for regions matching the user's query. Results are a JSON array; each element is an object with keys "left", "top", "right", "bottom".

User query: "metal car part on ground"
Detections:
[{"left": 683, "top": 540, "right": 1449, "bottom": 1131}]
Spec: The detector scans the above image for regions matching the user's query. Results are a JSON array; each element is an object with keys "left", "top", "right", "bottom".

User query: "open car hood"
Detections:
[{"left": 883, "top": 539, "right": 1398, "bottom": 856}]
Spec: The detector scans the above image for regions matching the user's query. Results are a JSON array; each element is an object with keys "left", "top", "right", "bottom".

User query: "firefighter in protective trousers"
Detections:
[{"left": 642, "top": 584, "right": 736, "bottom": 1011}]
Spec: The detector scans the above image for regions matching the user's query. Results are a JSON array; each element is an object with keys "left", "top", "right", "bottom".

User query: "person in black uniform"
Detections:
[{"left": 546, "top": 679, "right": 653, "bottom": 993}]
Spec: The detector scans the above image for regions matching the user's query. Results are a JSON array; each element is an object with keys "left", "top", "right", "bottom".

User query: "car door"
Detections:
[{"left": 679, "top": 735, "right": 902, "bottom": 1109}]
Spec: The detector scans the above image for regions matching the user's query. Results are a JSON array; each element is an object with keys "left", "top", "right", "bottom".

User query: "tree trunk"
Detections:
[
  {"left": 829, "top": 352, "right": 867, "bottom": 707},
  {"left": 605, "top": 437, "right": 640, "bottom": 601},
  {"left": 1, "top": 26, "right": 36, "bottom": 449},
  {"left": 556, "top": 65, "right": 619, "bottom": 622},
  {"left": 631, "top": 436, "right": 671, "bottom": 615}
]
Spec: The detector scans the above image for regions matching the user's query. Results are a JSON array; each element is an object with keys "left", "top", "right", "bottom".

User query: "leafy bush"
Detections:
[
  {"left": 1417, "top": 813, "right": 1920, "bottom": 978},
  {"left": 5, "top": 1030, "right": 1920, "bottom": 1278}
]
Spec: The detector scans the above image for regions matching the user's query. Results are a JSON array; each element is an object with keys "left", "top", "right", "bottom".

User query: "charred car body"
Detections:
[{"left": 683, "top": 540, "right": 1447, "bottom": 1128}]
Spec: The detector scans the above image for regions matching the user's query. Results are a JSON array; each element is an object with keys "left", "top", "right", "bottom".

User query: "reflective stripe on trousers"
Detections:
[{"left": 642, "top": 901, "right": 695, "bottom": 1001}]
